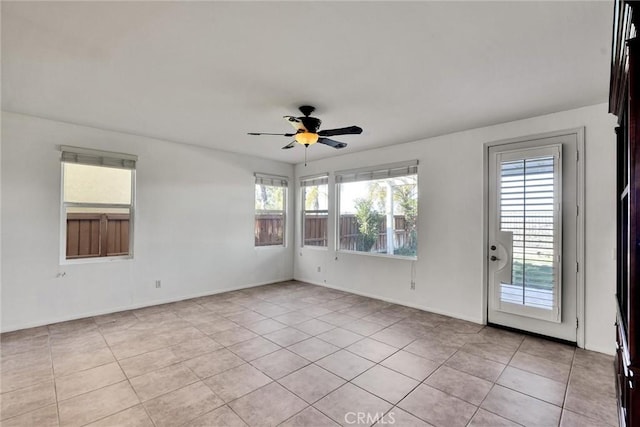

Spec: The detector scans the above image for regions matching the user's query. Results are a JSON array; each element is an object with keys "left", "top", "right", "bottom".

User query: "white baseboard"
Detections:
[
  {"left": 295, "top": 276, "right": 483, "bottom": 325},
  {"left": 583, "top": 343, "right": 615, "bottom": 356},
  {"left": 295, "top": 277, "right": 616, "bottom": 355},
  {"left": 5, "top": 276, "right": 610, "bottom": 355},
  {"left": 1, "top": 277, "right": 293, "bottom": 333}
]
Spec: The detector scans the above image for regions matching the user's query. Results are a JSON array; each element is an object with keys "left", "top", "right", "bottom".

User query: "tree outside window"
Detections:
[
  {"left": 338, "top": 172, "right": 417, "bottom": 257},
  {"left": 301, "top": 177, "right": 328, "bottom": 247},
  {"left": 255, "top": 176, "right": 287, "bottom": 246}
]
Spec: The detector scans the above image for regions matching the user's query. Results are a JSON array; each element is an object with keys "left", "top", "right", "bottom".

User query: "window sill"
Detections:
[
  {"left": 301, "top": 245, "right": 328, "bottom": 251},
  {"left": 60, "top": 255, "right": 133, "bottom": 265},
  {"left": 336, "top": 249, "right": 417, "bottom": 261},
  {"left": 254, "top": 245, "right": 287, "bottom": 250}
]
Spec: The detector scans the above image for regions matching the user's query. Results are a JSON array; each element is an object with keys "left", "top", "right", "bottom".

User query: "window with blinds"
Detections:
[
  {"left": 335, "top": 161, "right": 418, "bottom": 258},
  {"left": 60, "top": 146, "right": 136, "bottom": 261},
  {"left": 499, "top": 155, "right": 558, "bottom": 310},
  {"left": 255, "top": 173, "right": 288, "bottom": 247},
  {"left": 301, "top": 174, "right": 329, "bottom": 247}
]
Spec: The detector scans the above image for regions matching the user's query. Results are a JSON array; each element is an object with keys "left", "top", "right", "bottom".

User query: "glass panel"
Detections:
[
  {"left": 255, "top": 184, "right": 285, "bottom": 211},
  {"left": 64, "top": 163, "right": 132, "bottom": 204},
  {"left": 499, "top": 156, "right": 555, "bottom": 310},
  {"left": 255, "top": 184, "right": 285, "bottom": 246},
  {"left": 338, "top": 174, "right": 417, "bottom": 256},
  {"left": 65, "top": 207, "right": 130, "bottom": 259},
  {"left": 66, "top": 207, "right": 130, "bottom": 214},
  {"left": 303, "top": 184, "right": 328, "bottom": 247}
]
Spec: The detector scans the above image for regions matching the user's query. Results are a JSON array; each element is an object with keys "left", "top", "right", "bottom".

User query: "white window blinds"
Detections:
[
  {"left": 61, "top": 145, "right": 137, "bottom": 170},
  {"left": 300, "top": 174, "right": 329, "bottom": 187},
  {"left": 335, "top": 160, "right": 418, "bottom": 183},
  {"left": 255, "top": 173, "right": 288, "bottom": 187}
]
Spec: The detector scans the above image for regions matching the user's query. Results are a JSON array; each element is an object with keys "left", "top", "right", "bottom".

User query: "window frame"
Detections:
[
  {"left": 300, "top": 174, "right": 329, "bottom": 249},
  {"left": 59, "top": 146, "right": 137, "bottom": 264},
  {"left": 335, "top": 161, "right": 418, "bottom": 260},
  {"left": 254, "top": 173, "right": 288, "bottom": 248}
]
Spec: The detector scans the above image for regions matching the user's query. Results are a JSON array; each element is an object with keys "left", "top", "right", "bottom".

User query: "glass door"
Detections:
[{"left": 488, "top": 134, "right": 578, "bottom": 342}]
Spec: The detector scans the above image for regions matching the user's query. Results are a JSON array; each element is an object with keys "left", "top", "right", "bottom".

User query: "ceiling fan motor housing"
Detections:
[
  {"left": 299, "top": 116, "right": 321, "bottom": 133},
  {"left": 298, "top": 105, "right": 316, "bottom": 116}
]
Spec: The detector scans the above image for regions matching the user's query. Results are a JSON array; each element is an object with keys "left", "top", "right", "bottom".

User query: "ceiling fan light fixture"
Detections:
[{"left": 295, "top": 132, "right": 319, "bottom": 146}]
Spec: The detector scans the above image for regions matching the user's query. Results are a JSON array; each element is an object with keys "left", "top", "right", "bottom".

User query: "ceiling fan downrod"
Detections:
[{"left": 298, "top": 105, "right": 315, "bottom": 117}]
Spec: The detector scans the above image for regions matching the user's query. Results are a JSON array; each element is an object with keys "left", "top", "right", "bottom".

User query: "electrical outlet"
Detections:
[
  {"left": 317, "top": 266, "right": 321, "bottom": 273},
  {"left": 155, "top": 280, "right": 161, "bottom": 288},
  {"left": 410, "top": 281, "right": 415, "bottom": 290}
]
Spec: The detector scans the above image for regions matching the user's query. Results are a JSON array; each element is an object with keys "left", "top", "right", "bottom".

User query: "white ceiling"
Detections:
[{"left": 2, "top": 1, "right": 612, "bottom": 164}]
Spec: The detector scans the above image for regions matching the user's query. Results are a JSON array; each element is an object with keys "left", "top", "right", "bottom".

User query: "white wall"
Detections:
[
  {"left": 1, "top": 112, "right": 294, "bottom": 332},
  {"left": 294, "top": 103, "right": 617, "bottom": 355},
  {"left": 0, "top": 105, "right": 618, "bottom": 354}
]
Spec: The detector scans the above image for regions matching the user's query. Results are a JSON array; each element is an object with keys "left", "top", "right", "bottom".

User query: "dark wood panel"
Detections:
[
  {"left": 78, "top": 220, "right": 92, "bottom": 255},
  {"left": 106, "top": 217, "right": 129, "bottom": 256},
  {"left": 611, "top": 2, "right": 640, "bottom": 426},
  {"left": 626, "top": 35, "right": 640, "bottom": 365},
  {"left": 66, "top": 213, "right": 130, "bottom": 258},
  {"left": 120, "top": 220, "right": 129, "bottom": 254},
  {"left": 90, "top": 220, "right": 100, "bottom": 255},
  {"left": 255, "top": 214, "right": 284, "bottom": 246},
  {"left": 66, "top": 220, "right": 80, "bottom": 257},
  {"left": 108, "top": 220, "right": 118, "bottom": 255}
]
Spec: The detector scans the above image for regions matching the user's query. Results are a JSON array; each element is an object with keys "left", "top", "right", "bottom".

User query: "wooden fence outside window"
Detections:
[
  {"left": 338, "top": 214, "right": 412, "bottom": 252},
  {"left": 68, "top": 213, "right": 412, "bottom": 255},
  {"left": 303, "top": 213, "right": 414, "bottom": 251},
  {"left": 255, "top": 213, "right": 285, "bottom": 246},
  {"left": 66, "top": 213, "right": 130, "bottom": 258}
]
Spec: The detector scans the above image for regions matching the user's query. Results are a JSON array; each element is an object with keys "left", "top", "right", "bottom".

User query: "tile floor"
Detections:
[{"left": 0, "top": 280, "right": 617, "bottom": 427}]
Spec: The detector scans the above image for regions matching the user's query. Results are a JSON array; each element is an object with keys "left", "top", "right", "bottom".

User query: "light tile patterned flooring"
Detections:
[{"left": 0, "top": 280, "right": 617, "bottom": 427}]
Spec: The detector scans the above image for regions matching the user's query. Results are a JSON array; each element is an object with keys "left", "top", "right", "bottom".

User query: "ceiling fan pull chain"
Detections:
[{"left": 304, "top": 146, "right": 308, "bottom": 167}]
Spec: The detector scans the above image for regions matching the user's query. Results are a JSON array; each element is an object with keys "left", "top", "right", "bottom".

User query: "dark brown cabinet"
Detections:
[{"left": 611, "top": 2, "right": 640, "bottom": 426}]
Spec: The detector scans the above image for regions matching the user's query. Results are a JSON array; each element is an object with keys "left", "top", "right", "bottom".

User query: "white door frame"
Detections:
[{"left": 482, "top": 128, "right": 585, "bottom": 347}]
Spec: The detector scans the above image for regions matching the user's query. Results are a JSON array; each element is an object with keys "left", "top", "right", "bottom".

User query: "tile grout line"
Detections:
[
  {"left": 398, "top": 335, "right": 479, "bottom": 425},
  {"left": 1, "top": 282, "right": 615, "bottom": 427},
  {"left": 96, "top": 315, "right": 159, "bottom": 427},
  {"left": 475, "top": 334, "right": 577, "bottom": 426},
  {"left": 277, "top": 300, "right": 471, "bottom": 425},
  {"left": 224, "top": 292, "right": 394, "bottom": 426},
  {"left": 96, "top": 295, "right": 266, "bottom": 426},
  {"left": 557, "top": 347, "right": 578, "bottom": 427},
  {"left": 560, "top": 347, "right": 616, "bottom": 423},
  {"left": 464, "top": 330, "right": 526, "bottom": 426},
  {"left": 2, "top": 334, "right": 57, "bottom": 421},
  {"left": 89, "top": 289, "right": 292, "bottom": 425},
  {"left": 307, "top": 324, "right": 431, "bottom": 425},
  {"left": 50, "top": 329, "right": 62, "bottom": 427}
]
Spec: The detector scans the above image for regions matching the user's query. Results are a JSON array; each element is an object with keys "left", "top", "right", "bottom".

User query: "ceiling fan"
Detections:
[{"left": 248, "top": 105, "right": 363, "bottom": 150}]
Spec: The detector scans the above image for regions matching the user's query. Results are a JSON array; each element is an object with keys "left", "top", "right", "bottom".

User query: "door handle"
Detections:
[{"left": 490, "top": 255, "right": 500, "bottom": 261}]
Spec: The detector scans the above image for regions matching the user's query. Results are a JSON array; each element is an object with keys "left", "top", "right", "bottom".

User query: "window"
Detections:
[
  {"left": 255, "top": 173, "right": 288, "bottom": 246},
  {"left": 301, "top": 174, "right": 329, "bottom": 247},
  {"left": 61, "top": 146, "right": 136, "bottom": 260},
  {"left": 336, "top": 161, "right": 418, "bottom": 257}
]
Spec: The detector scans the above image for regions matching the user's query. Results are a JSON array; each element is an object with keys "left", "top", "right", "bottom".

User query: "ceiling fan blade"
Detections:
[
  {"left": 283, "top": 116, "right": 308, "bottom": 132},
  {"left": 282, "top": 141, "right": 296, "bottom": 149},
  {"left": 317, "top": 126, "right": 362, "bottom": 137},
  {"left": 248, "top": 132, "right": 295, "bottom": 137},
  {"left": 317, "top": 137, "right": 347, "bottom": 149}
]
